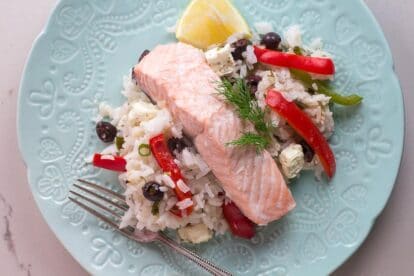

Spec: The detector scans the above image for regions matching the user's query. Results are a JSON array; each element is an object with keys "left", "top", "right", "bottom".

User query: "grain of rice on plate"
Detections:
[{"left": 96, "top": 24, "right": 337, "bottom": 243}]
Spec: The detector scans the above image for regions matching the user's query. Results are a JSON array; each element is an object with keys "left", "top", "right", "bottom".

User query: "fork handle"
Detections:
[{"left": 156, "top": 234, "right": 233, "bottom": 276}]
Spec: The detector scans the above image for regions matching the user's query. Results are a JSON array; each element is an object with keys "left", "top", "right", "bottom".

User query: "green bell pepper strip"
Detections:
[{"left": 289, "top": 69, "right": 363, "bottom": 106}]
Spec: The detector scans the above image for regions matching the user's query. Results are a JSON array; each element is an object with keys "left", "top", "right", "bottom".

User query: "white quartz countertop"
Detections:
[{"left": 0, "top": 0, "right": 413, "bottom": 275}]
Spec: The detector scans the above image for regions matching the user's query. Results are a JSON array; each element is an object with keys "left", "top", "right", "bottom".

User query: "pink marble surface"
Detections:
[{"left": 1, "top": 0, "right": 412, "bottom": 275}]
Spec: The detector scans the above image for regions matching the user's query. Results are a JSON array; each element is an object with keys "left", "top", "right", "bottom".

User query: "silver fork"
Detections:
[{"left": 69, "top": 179, "right": 232, "bottom": 276}]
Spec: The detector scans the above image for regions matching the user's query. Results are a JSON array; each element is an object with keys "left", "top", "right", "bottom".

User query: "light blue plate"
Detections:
[{"left": 17, "top": 0, "right": 404, "bottom": 275}]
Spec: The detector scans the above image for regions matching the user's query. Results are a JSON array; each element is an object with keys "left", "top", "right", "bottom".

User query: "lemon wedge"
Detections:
[{"left": 176, "top": 0, "right": 251, "bottom": 49}]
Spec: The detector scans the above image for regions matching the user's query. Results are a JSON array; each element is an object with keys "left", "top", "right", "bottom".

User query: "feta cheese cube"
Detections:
[
  {"left": 205, "top": 44, "right": 235, "bottom": 76},
  {"left": 279, "top": 144, "right": 305, "bottom": 179},
  {"left": 178, "top": 223, "right": 213, "bottom": 244}
]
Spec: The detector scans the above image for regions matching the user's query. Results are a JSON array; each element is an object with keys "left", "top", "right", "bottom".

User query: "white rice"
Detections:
[
  {"left": 99, "top": 23, "right": 337, "bottom": 242},
  {"left": 177, "top": 179, "right": 190, "bottom": 193},
  {"left": 204, "top": 182, "right": 215, "bottom": 198},
  {"left": 254, "top": 67, "right": 334, "bottom": 139},
  {"left": 100, "top": 75, "right": 228, "bottom": 236},
  {"left": 245, "top": 45, "right": 258, "bottom": 67},
  {"left": 177, "top": 198, "right": 194, "bottom": 210},
  {"left": 161, "top": 174, "right": 176, "bottom": 188}
]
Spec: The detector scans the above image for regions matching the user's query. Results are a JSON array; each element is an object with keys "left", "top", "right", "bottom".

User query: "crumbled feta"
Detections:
[
  {"left": 279, "top": 144, "right": 305, "bottom": 179},
  {"left": 205, "top": 44, "right": 235, "bottom": 76},
  {"left": 178, "top": 224, "right": 213, "bottom": 244}
]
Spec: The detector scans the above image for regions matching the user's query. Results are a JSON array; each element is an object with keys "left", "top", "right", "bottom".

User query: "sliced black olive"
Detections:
[
  {"left": 96, "top": 121, "right": 117, "bottom": 143},
  {"left": 142, "top": 181, "right": 164, "bottom": 202},
  {"left": 261, "top": 32, "right": 282, "bottom": 50},
  {"left": 246, "top": 75, "right": 262, "bottom": 94},
  {"left": 167, "top": 136, "right": 192, "bottom": 155},
  {"left": 299, "top": 140, "right": 315, "bottom": 162},
  {"left": 307, "top": 87, "right": 316, "bottom": 95},
  {"left": 231, "top": 39, "right": 251, "bottom": 60}
]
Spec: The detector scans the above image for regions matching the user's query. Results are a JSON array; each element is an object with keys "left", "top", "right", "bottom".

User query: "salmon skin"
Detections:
[{"left": 134, "top": 43, "right": 295, "bottom": 225}]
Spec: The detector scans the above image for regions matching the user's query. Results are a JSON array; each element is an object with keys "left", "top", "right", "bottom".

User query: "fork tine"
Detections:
[
  {"left": 69, "top": 190, "right": 123, "bottom": 219},
  {"left": 73, "top": 183, "right": 128, "bottom": 212},
  {"left": 69, "top": 197, "right": 133, "bottom": 238},
  {"left": 77, "top": 179, "right": 126, "bottom": 202}
]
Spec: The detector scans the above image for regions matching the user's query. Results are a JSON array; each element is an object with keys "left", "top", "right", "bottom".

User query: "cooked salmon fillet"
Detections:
[{"left": 134, "top": 43, "right": 295, "bottom": 225}]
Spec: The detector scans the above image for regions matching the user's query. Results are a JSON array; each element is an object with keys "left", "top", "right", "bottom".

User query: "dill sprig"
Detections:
[
  {"left": 226, "top": 133, "right": 269, "bottom": 153},
  {"left": 218, "top": 78, "right": 271, "bottom": 134},
  {"left": 218, "top": 78, "right": 272, "bottom": 152}
]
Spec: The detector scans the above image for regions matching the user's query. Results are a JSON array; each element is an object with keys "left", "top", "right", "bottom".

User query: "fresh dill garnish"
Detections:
[
  {"left": 218, "top": 78, "right": 271, "bottom": 134},
  {"left": 217, "top": 78, "right": 273, "bottom": 152},
  {"left": 226, "top": 133, "right": 269, "bottom": 153}
]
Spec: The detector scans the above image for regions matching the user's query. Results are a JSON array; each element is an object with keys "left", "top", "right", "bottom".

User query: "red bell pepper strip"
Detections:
[
  {"left": 254, "top": 46, "right": 268, "bottom": 59},
  {"left": 93, "top": 153, "right": 127, "bottom": 172},
  {"left": 223, "top": 201, "right": 255, "bottom": 239},
  {"left": 266, "top": 90, "right": 336, "bottom": 178},
  {"left": 254, "top": 46, "right": 335, "bottom": 75},
  {"left": 149, "top": 134, "right": 193, "bottom": 216}
]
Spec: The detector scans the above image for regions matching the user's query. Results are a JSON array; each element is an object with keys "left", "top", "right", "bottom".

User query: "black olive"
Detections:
[
  {"left": 167, "top": 137, "right": 188, "bottom": 154},
  {"left": 142, "top": 182, "right": 164, "bottom": 202},
  {"left": 138, "top": 49, "right": 150, "bottom": 62},
  {"left": 246, "top": 75, "right": 262, "bottom": 94},
  {"left": 231, "top": 39, "right": 251, "bottom": 60},
  {"left": 96, "top": 121, "right": 117, "bottom": 143},
  {"left": 299, "top": 140, "right": 315, "bottom": 162},
  {"left": 261, "top": 32, "right": 282, "bottom": 50},
  {"left": 307, "top": 87, "right": 316, "bottom": 95}
]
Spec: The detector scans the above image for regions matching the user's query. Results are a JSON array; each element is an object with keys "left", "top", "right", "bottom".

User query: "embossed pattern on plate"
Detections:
[{"left": 17, "top": 0, "right": 404, "bottom": 275}]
